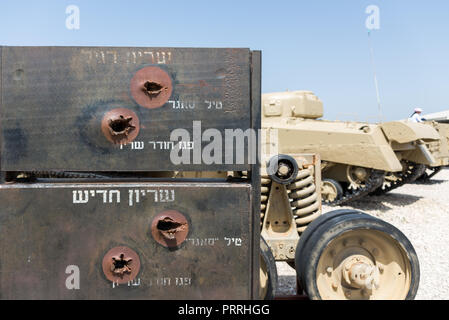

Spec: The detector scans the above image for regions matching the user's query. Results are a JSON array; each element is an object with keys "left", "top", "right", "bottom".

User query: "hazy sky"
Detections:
[{"left": 1, "top": 0, "right": 448, "bottom": 122}]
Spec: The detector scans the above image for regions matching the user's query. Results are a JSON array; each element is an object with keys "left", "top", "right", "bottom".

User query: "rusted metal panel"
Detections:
[
  {"left": 0, "top": 182, "right": 253, "bottom": 299},
  {"left": 0, "top": 47, "right": 253, "bottom": 171},
  {"left": 0, "top": 46, "right": 261, "bottom": 300}
]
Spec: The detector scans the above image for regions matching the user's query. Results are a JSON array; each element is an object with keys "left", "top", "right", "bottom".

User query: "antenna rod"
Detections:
[{"left": 368, "top": 31, "right": 383, "bottom": 122}]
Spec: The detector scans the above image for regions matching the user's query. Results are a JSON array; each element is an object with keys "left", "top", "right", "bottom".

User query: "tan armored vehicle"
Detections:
[
  {"left": 176, "top": 90, "right": 429, "bottom": 299},
  {"left": 262, "top": 90, "right": 440, "bottom": 204},
  {"left": 416, "top": 120, "right": 449, "bottom": 180},
  {"left": 171, "top": 158, "right": 421, "bottom": 300}
]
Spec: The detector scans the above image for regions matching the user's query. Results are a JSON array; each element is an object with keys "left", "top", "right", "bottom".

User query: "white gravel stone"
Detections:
[{"left": 275, "top": 168, "right": 449, "bottom": 300}]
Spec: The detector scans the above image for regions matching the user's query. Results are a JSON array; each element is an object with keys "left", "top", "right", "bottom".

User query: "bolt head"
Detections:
[{"left": 278, "top": 164, "right": 290, "bottom": 176}]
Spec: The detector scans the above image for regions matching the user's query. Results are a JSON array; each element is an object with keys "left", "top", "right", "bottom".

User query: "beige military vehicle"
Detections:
[
  {"left": 172, "top": 161, "right": 421, "bottom": 300},
  {"left": 416, "top": 120, "right": 449, "bottom": 180},
  {"left": 262, "top": 90, "right": 440, "bottom": 203},
  {"left": 259, "top": 153, "right": 420, "bottom": 300}
]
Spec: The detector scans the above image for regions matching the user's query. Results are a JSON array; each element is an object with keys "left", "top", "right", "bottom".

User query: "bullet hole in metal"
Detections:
[
  {"left": 113, "top": 254, "right": 127, "bottom": 268},
  {"left": 109, "top": 116, "right": 134, "bottom": 135},
  {"left": 102, "top": 246, "right": 140, "bottom": 283},
  {"left": 157, "top": 217, "right": 183, "bottom": 232},
  {"left": 151, "top": 211, "right": 189, "bottom": 247},
  {"left": 156, "top": 217, "right": 188, "bottom": 241},
  {"left": 101, "top": 108, "right": 140, "bottom": 145},
  {"left": 131, "top": 66, "right": 173, "bottom": 109},
  {"left": 143, "top": 81, "right": 164, "bottom": 96},
  {"left": 111, "top": 253, "right": 132, "bottom": 274}
]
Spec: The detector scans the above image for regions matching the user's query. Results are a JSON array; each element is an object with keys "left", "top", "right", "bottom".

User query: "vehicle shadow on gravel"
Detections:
[
  {"left": 333, "top": 193, "right": 423, "bottom": 213},
  {"left": 412, "top": 179, "right": 446, "bottom": 185}
]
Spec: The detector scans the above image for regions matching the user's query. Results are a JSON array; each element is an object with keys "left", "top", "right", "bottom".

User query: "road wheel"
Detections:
[
  {"left": 260, "top": 237, "right": 278, "bottom": 300},
  {"left": 296, "top": 211, "right": 419, "bottom": 300},
  {"left": 295, "top": 209, "right": 368, "bottom": 289},
  {"left": 321, "top": 179, "right": 343, "bottom": 203}
]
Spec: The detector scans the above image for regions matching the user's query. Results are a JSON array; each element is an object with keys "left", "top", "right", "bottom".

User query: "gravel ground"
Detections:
[{"left": 276, "top": 168, "right": 449, "bottom": 300}]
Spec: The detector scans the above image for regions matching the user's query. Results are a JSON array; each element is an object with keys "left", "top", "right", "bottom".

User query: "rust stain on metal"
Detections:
[
  {"left": 101, "top": 108, "right": 140, "bottom": 144},
  {"left": 102, "top": 246, "right": 141, "bottom": 284},
  {"left": 130, "top": 66, "right": 172, "bottom": 109},
  {"left": 151, "top": 210, "right": 189, "bottom": 248}
]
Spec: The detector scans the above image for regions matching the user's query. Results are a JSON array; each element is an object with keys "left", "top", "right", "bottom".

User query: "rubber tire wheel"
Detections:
[
  {"left": 322, "top": 178, "right": 344, "bottom": 203},
  {"left": 260, "top": 237, "right": 278, "bottom": 300},
  {"left": 295, "top": 209, "right": 368, "bottom": 289},
  {"left": 266, "top": 154, "right": 299, "bottom": 185},
  {"left": 298, "top": 213, "right": 420, "bottom": 300}
]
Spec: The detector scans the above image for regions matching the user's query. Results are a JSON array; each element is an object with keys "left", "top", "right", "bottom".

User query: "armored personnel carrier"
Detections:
[{"left": 262, "top": 90, "right": 440, "bottom": 204}]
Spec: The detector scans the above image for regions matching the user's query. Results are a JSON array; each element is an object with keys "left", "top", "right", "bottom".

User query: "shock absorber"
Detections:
[
  {"left": 265, "top": 154, "right": 321, "bottom": 234},
  {"left": 287, "top": 166, "right": 321, "bottom": 234}
]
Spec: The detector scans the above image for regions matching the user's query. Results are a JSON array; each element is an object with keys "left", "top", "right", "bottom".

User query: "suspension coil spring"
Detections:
[
  {"left": 286, "top": 166, "right": 321, "bottom": 234},
  {"left": 260, "top": 175, "right": 272, "bottom": 226},
  {"left": 239, "top": 171, "right": 271, "bottom": 227}
]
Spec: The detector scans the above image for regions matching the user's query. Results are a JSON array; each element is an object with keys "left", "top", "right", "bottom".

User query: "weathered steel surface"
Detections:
[
  {"left": 249, "top": 50, "right": 261, "bottom": 298},
  {"left": 0, "top": 47, "right": 254, "bottom": 171},
  {"left": 0, "top": 46, "right": 261, "bottom": 300},
  {"left": 0, "top": 182, "right": 253, "bottom": 299}
]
